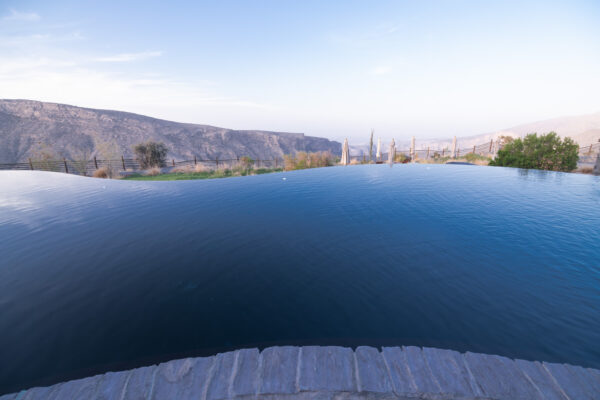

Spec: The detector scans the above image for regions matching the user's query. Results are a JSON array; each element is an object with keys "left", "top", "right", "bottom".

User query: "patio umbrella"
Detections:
[
  {"left": 452, "top": 136, "right": 457, "bottom": 158},
  {"left": 341, "top": 138, "right": 350, "bottom": 165},
  {"left": 376, "top": 137, "right": 381, "bottom": 161},
  {"left": 388, "top": 138, "right": 396, "bottom": 165}
]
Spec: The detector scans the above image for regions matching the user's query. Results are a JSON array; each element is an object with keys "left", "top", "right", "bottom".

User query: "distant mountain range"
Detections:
[
  {"left": 351, "top": 111, "right": 600, "bottom": 155},
  {"left": 0, "top": 99, "right": 341, "bottom": 163}
]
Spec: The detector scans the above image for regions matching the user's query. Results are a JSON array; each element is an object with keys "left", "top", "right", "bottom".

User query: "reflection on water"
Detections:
[{"left": 0, "top": 166, "right": 599, "bottom": 394}]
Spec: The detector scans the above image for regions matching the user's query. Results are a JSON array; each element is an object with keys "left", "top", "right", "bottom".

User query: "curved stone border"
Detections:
[{"left": 3, "top": 346, "right": 600, "bottom": 399}]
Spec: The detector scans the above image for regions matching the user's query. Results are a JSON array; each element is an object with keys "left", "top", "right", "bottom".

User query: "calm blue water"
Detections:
[{"left": 1, "top": 165, "right": 599, "bottom": 394}]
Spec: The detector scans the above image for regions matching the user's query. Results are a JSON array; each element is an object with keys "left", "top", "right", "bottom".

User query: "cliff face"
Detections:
[{"left": 0, "top": 100, "right": 341, "bottom": 163}]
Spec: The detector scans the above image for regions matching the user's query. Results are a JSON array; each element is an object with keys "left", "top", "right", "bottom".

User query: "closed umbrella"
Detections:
[
  {"left": 451, "top": 136, "right": 457, "bottom": 159},
  {"left": 388, "top": 138, "right": 396, "bottom": 165},
  {"left": 341, "top": 138, "right": 350, "bottom": 165},
  {"left": 376, "top": 137, "right": 381, "bottom": 161}
]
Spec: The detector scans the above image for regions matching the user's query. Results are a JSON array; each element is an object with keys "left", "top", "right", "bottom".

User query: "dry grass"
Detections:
[
  {"left": 145, "top": 167, "right": 162, "bottom": 176},
  {"left": 92, "top": 167, "right": 109, "bottom": 178},
  {"left": 575, "top": 167, "right": 594, "bottom": 174}
]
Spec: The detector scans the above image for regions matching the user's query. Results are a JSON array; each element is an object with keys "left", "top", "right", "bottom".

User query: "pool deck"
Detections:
[{"left": 3, "top": 346, "right": 600, "bottom": 399}]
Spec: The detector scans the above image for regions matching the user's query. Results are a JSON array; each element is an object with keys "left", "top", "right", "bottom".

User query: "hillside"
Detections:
[
  {"left": 416, "top": 111, "right": 600, "bottom": 151},
  {"left": 0, "top": 100, "right": 341, "bottom": 163}
]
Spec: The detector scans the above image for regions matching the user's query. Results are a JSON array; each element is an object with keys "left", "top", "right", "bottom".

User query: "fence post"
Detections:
[
  {"left": 457, "top": 149, "right": 461, "bottom": 158},
  {"left": 28, "top": 158, "right": 33, "bottom": 170},
  {"left": 442, "top": 148, "right": 445, "bottom": 157},
  {"left": 172, "top": 159, "right": 175, "bottom": 167},
  {"left": 472, "top": 145, "right": 476, "bottom": 154},
  {"left": 94, "top": 156, "right": 98, "bottom": 169},
  {"left": 63, "top": 158, "right": 69, "bottom": 174},
  {"left": 194, "top": 156, "right": 197, "bottom": 165},
  {"left": 257, "top": 158, "right": 260, "bottom": 168},
  {"left": 426, "top": 147, "right": 430, "bottom": 158},
  {"left": 489, "top": 139, "right": 493, "bottom": 153},
  {"left": 216, "top": 156, "right": 219, "bottom": 169},
  {"left": 275, "top": 157, "right": 278, "bottom": 168},
  {"left": 121, "top": 155, "right": 126, "bottom": 170}
]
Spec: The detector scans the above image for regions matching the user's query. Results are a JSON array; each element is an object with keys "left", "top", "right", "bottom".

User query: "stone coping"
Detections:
[{"left": 3, "top": 346, "right": 600, "bottom": 399}]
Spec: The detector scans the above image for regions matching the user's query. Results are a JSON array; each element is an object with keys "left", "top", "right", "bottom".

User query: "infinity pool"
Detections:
[{"left": 0, "top": 165, "right": 599, "bottom": 394}]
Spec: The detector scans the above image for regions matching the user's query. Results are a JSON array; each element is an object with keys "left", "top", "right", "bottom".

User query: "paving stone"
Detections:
[
  {"left": 52, "top": 375, "right": 100, "bottom": 399},
  {"left": 354, "top": 346, "right": 393, "bottom": 393},
  {"left": 564, "top": 364, "right": 600, "bottom": 398},
  {"left": 543, "top": 362, "right": 597, "bottom": 400},
  {"left": 465, "top": 352, "right": 541, "bottom": 399},
  {"left": 231, "top": 348, "right": 260, "bottom": 397},
  {"left": 259, "top": 346, "right": 300, "bottom": 395},
  {"left": 422, "top": 347, "right": 481, "bottom": 397},
  {"left": 514, "top": 359, "right": 568, "bottom": 400},
  {"left": 151, "top": 356, "right": 214, "bottom": 399},
  {"left": 206, "top": 351, "right": 237, "bottom": 400},
  {"left": 122, "top": 365, "right": 157, "bottom": 400},
  {"left": 402, "top": 346, "right": 441, "bottom": 395},
  {"left": 381, "top": 347, "right": 415, "bottom": 396},
  {"left": 298, "top": 346, "right": 356, "bottom": 392},
  {"left": 95, "top": 370, "right": 132, "bottom": 400}
]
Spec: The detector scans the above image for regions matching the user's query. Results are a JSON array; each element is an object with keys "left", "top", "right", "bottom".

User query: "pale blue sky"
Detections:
[{"left": 1, "top": 0, "right": 599, "bottom": 142}]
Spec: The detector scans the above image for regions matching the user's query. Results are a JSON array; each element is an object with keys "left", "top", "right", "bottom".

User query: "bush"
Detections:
[
  {"left": 490, "top": 132, "right": 578, "bottom": 172},
  {"left": 92, "top": 167, "right": 109, "bottom": 178},
  {"left": 133, "top": 141, "right": 168, "bottom": 169},
  {"left": 283, "top": 151, "right": 335, "bottom": 171},
  {"left": 239, "top": 156, "right": 254, "bottom": 170},
  {"left": 464, "top": 153, "right": 491, "bottom": 163}
]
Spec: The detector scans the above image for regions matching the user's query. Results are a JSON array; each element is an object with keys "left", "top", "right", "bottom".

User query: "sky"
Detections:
[{"left": 1, "top": 0, "right": 599, "bottom": 143}]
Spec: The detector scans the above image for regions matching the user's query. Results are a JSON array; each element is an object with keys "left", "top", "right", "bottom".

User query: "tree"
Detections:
[
  {"left": 490, "top": 132, "right": 578, "bottom": 172},
  {"left": 133, "top": 141, "right": 168, "bottom": 169}
]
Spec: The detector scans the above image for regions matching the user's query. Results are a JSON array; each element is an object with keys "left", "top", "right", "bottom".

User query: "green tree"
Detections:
[
  {"left": 133, "top": 141, "right": 168, "bottom": 169},
  {"left": 490, "top": 132, "right": 578, "bottom": 172}
]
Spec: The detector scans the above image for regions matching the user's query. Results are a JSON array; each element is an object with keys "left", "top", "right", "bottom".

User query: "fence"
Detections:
[
  {"left": 0, "top": 156, "right": 285, "bottom": 176},
  {"left": 1, "top": 137, "right": 599, "bottom": 175}
]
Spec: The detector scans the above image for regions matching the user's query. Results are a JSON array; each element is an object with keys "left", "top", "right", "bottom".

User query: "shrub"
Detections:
[
  {"left": 239, "top": 156, "right": 254, "bottom": 170},
  {"left": 490, "top": 132, "right": 578, "bottom": 172},
  {"left": 133, "top": 141, "right": 168, "bottom": 169},
  {"left": 92, "top": 167, "right": 109, "bottom": 178},
  {"left": 283, "top": 151, "right": 334, "bottom": 171},
  {"left": 464, "top": 153, "right": 491, "bottom": 163},
  {"left": 145, "top": 167, "right": 162, "bottom": 176}
]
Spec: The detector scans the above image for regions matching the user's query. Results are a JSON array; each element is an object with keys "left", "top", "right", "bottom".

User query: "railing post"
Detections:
[
  {"left": 426, "top": 147, "right": 430, "bottom": 158},
  {"left": 28, "top": 158, "right": 33, "bottom": 170},
  {"left": 94, "top": 156, "right": 98, "bottom": 169},
  {"left": 216, "top": 156, "right": 219, "bottom": 169},
  {"left": 121, "top": 155, "right": 126, "bottom": 170},
  {"left": 172, "top": 159, "right": 175, "bottom": 167},
  {"left": 194, "top": 156, "right": 197, "bottom": 165},
  {"left": 63, "top": 158, "right": 69, "bottom": 174},
  {"left": 472, "top": 145, "right": 476, "bottom": 154},
  {"left": 489, "top": 139, "right": 493, "bottom": 153},
  {"left": 442, "top": 148, "right": 445, "bottom": 157}
]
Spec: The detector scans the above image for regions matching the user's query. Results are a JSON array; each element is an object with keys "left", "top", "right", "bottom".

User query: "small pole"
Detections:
[
  {"left": 194, "top": 156, "right": 197, "bottom": 165},
  {"left": 172, "top": 159, "right": 175, "bottom": 167},
  {"left": 94, "top": 156, "right": 98, "bottom": 169},
  {"left": 275, "top": 157, "right": 278, "bottom": 168},
  {"left": 472, "top": 145, "right": 476, "bottom": 154},
  {"left": 63, "top": 158, "right": 69, "bottom": 174},
  {"left": 489, "top": 139, "right": 493, "bottom": 153},
  {"left": 216, "top": 156, "right": 219, "bottom": 169},
  {"left": 442, "top": 148, "right": 445, "bottom": 157},
  {"left": 121, "top": 155, "right": 126, "bottom": 170},
  {"left": 28, "top": 158, "right": 33, "bottom": 170},
  {"left": 257, "top": 158, "right": 260, "bottom": 168},
  {"left": 426, "top": 147, "right": 430, "bottom": 158}
]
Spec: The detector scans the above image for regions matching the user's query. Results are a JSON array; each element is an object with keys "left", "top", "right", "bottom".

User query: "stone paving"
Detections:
[{"left": 3, "top": 346, "right": 600, "bottom": 399}]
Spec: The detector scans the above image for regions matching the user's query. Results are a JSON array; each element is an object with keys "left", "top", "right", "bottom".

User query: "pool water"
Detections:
[{"left": 0, "top": 165, "right": 599, "bottom": 394}]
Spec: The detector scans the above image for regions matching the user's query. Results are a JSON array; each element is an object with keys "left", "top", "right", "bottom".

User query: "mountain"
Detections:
[
  {"left": 0, "top": 99, "right": 341, "bottom": 163},
  {"left": 414, "top": 111, "right": 600, "bottom": 151}
]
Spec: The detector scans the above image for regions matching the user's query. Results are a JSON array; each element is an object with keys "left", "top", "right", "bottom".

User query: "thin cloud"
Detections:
[
  {"left": 2, "top": 9, "right": 41, "bottom": 22},
  {"left": 94, "top": 51, "right": 162, "bottom": 63}
]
